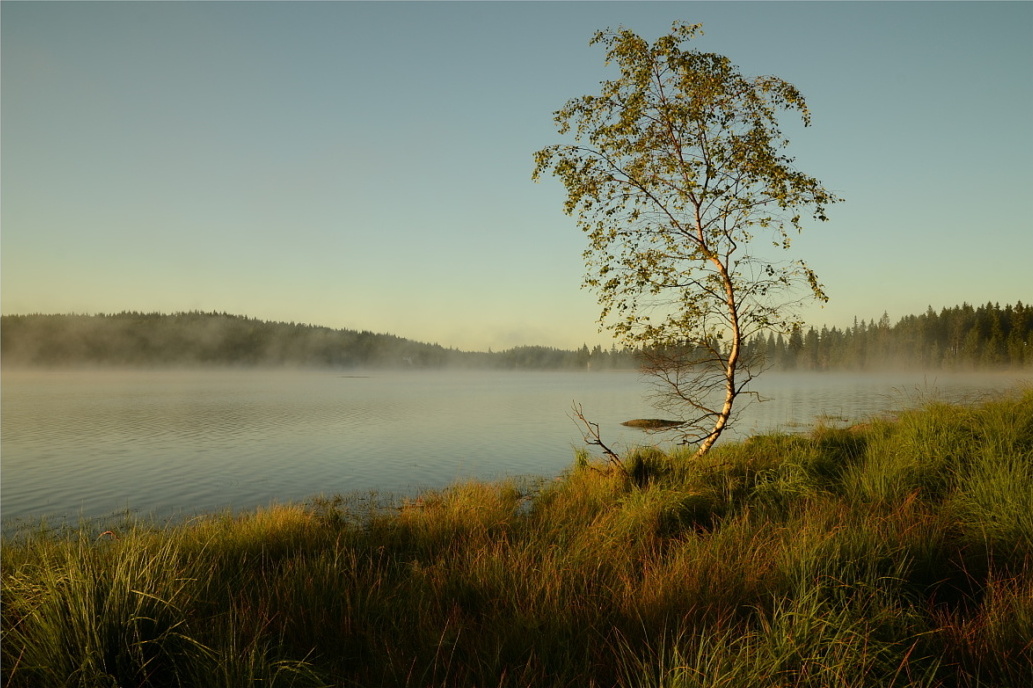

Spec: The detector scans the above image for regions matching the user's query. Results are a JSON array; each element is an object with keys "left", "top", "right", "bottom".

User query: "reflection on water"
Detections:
[
  {"left": 2, "top": 368, "right": 1028, "bottom": 528},
  {"left": 738, "top": 371, "right": 1022, "bottom": 434}
]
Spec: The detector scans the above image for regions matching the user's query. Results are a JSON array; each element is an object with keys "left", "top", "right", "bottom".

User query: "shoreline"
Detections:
[{"left": 4, "top": 391, "right": 1031, "bottom": 687}]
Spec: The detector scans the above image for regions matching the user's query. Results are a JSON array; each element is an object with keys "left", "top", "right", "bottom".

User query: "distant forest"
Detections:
[
  {"left": 0, "top": 311, "right": 637, "bottom": 370},
  {"left": 744, "top": 302, "right": 1033, "bottom": 371},
  {"left": 1, "top": 302, "right": 1030, "bottom": 371}
]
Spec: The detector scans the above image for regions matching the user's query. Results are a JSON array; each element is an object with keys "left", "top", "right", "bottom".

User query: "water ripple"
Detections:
[{"left": 3, "top": 368, "right": 1027, "bottom": 529}]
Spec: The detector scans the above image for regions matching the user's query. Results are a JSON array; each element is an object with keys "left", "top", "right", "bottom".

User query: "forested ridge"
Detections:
[
  {"left": 1, "top": 303, "right": 1030, "bottom": 370},
  {"left": 0, "top": 311, "right": 636, "bottom": 370}
]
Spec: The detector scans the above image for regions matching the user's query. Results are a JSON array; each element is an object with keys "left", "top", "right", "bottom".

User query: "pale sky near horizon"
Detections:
[{"left": 2, "top": 2, "right": 1031, "bottom": 352}]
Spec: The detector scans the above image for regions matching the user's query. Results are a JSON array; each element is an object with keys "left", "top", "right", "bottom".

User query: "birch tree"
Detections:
[{"left": 533, "top": 22, "right": 840, "bottom": 457}]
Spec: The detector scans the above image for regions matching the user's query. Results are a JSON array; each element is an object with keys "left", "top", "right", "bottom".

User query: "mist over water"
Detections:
[{"left": 2, "top": 368, "right": 1028, "bottom": 531}]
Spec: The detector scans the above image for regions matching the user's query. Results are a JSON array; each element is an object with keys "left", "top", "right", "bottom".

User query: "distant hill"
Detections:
[
  {"left": 0, "top": 312, "right": 636, "bottom": 370},
  {"left": 0, "top": 312, "right": 464, "bottom": 368},
  {"left": 2, "top": 304, "right": 1029, "bottom": 371}
]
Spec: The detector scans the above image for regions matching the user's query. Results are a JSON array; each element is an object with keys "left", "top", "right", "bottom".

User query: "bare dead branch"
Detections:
[{"left": 570, "top": 402, "right": 627, "bottom": 474}]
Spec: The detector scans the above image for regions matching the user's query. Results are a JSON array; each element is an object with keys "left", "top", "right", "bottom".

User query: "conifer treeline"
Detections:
[
  {"left": 0, "top": 311, "right": 637, "bottom": 370},
  {"left": 745, "top": 302, "right": 1032, "bottom": 371},
  {"left": 0, "top": 311, "right": 463, "bottom": 368},
  {"left": 2, "top": 303, "right": 1029, "bottom": 370}
]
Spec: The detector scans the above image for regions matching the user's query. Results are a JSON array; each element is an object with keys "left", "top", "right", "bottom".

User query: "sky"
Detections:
[{"left": 2, "top": 2, "right": 1031, "bottom": 352}]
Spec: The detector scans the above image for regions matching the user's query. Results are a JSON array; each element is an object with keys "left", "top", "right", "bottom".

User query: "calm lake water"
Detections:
[{"left": 2, "top": 368, "right": 1029, "bottom": 530}]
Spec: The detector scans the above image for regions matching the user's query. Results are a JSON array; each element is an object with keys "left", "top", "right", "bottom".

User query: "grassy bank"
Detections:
[{"left": 3, "top": 391, "right": 1032, "bottom": 687}]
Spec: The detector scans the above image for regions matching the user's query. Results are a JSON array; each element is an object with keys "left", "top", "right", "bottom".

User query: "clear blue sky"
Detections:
[{"left": 3, "top": 2, "right": 1030, "bottom": 352}]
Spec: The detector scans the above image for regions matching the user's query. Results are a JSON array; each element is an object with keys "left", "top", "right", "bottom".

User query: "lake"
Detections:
[{"left": 2, "top": 368, "right": 1029, "bottom": 530}]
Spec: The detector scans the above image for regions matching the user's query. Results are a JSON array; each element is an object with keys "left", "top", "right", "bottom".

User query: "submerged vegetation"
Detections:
[{"left": 4, "top": 391, "right": 1031, "bottom": 687}]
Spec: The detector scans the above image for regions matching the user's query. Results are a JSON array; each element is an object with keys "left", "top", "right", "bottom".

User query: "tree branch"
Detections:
[{"left": 570, "top": 402, "right": 626, "bottom": 474}]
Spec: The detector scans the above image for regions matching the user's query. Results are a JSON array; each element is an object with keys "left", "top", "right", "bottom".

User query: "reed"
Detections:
[{"left": 3, "top": 389, "right": 1031, "bottom": 687}]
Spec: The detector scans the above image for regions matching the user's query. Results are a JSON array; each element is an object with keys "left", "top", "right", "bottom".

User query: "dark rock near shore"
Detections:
[{"left": 621, "top": 418, "right": 684, "bottom": 429}]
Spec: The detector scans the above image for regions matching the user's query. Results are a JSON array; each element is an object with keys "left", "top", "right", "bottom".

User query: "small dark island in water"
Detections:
[{"left": 621, "top": 418, "right": 684, "bottom": 429}]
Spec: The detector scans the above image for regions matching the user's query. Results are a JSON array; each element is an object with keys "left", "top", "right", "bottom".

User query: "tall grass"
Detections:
[{"left": 4, "top": 389, "right": 1031, "bottom": 687}]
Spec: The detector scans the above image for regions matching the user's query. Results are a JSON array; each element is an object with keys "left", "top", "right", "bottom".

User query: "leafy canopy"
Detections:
[
  {"left": 533, "top": 22, "right": 839, "bottom": 350},
  {"left": 534, "top": 22, "right": 840, "bottom": 454}
]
